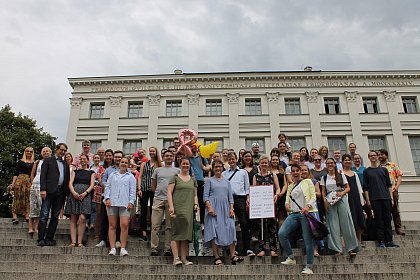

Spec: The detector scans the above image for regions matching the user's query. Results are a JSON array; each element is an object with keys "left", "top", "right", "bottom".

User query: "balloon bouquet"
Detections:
[{"left": 176, "top": 128, "right": 218, "bottom": 159}]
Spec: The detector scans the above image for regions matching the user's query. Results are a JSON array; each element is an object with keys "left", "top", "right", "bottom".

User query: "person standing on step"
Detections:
[
  {"left": 278, "top": 163, "right": 316, "bottom": 275},
  {"left": 222, "top": 152, "right": 255, "bottom": 257},
  {"left": 167, "top": 157, "right": 198, "bottom": 266},
  {"left": 104, "top": 156, "right": 136, "bottom": 256},
  {"left": 378, "top": 149, "right": 405, "bottom": 236},
  {"left": 149, "top": 150, "right": 180, "bottom": 256},
  {"left": 72, "top": 140, "right": 94, "bottom": 169},
  {"left": 8, "top": 146, "right": 34, "bottom": 225},
  {"left": 137, "top": 147, "right": 162, "bottom": 242},
  {"left": 64, "top": 154, "right": 95, "bottom": 247},
  {"left": 29, "top": 147, "right": 52, "bottom": 235},
  {"left": 364, "top": 150, "right": 400, "bottom": 248},
  {"left": 205, "top": 159, "right": 244, "bottom": 265},
  {"left": 37, "top": 143, "right": 70, "bottom": 246}
]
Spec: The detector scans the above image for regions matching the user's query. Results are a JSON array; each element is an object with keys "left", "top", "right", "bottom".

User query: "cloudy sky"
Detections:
[{"left": 1, "top": 0, "right": 420, "bottom": 142}]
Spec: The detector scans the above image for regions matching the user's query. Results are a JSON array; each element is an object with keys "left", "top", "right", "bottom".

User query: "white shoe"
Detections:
[
  {"left": 301, "top": 266, "right": 314, "bottom": 275},
  {"left": 115, "top": 241, "right": 121, "bottom": 248},
  {"left": 247, "top": 250, "right": 256, "bottom": 257},
  {"left": 96, "top": 240, "right": 106, "bottom": 247},
  {"left": 281, "top": 257, "right": 296, "bottom": 265},
  {"left": 120, "top": 248, "right": 129, "bottom": 256},
  {"left": 108, "top": 248, "right": 117, "bottom": 256}
]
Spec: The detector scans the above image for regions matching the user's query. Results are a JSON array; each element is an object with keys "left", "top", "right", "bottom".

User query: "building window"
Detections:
[
  {"left": 245, "top": 138, "right": 265, "bottom": 153},
  {"left": 163, "top": 139, "right": 173, "bottom": 149},
  {"left": 324, "top": 98, "right": 340, "bottom": 114},
  {"left": 284, "top": 98, "right": 301, "bottom": 114},
  {"left": 128, "top": 102, "right": 143, "bottom": 118},
  {"left": 363, "top": 97, "right": 379, "bottom": 113},
  {"left": 245, "top": 98, "right": 262, "bottom": 115},
  {"left": 205, "top": 99, "right": 222, "bottom": 116},
  {"left": 123, "top": 140, "right": 142, "bottom": 155},
  {"left": 288, "top": 137, "right": 306, "bottom": 152},
  {"left": 90, "top": 103, "right": 105, "bottom": 119},
  {"left": 409, "top": 136, "right": 420, "bottom": 175},
  {"left": 90, "top": 141, "right": 101, "bottom": 154},
  {"left": 204, "top": 138, "right": 224, "bottom": 153},
  {"left": 368, "top": 136, "right": 387, "bottom": 151},
  {"left": 327, "top": 137, "right": 346, "bottom": 155},
  {"left": 166, "top": 100, "right": 182, "bottom": 117},
  {"left": 402, "top": 97, "right": 418, "bottom": 113}
]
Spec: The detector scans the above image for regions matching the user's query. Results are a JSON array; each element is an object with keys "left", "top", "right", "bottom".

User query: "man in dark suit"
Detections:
[{"left": 37, "top": 143, "right": 70, "bottom": 246}]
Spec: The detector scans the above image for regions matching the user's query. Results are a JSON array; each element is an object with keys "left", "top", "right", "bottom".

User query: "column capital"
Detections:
[
  {"left": 227, "top": 93, "right": 239, "bottom": 104},
  {"left": 110, "top": 96, "right": 122, "bottom": 107},
  {"left": 344, "top": 91, "right": 358, "bottom": 102},
  {"left": 383, "top": 91, "right": 397, "bottom": 102},
  {"left": 187, "top": 93, "right": 199, "bottom": 105},
  {"left": 305, "top": 91, "right": 319, "bottom": 103},
  {"left": 70, "top": 97, "right": 83, "bottom": 108},
  {"left": 266, "top": 92, "right": 279, "bottom": 103},
  {"left": 148, "top": 95, "right": 161, "bottom": 106}
]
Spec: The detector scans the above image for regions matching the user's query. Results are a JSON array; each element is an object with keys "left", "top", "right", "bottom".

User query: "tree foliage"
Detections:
[{"left": 0, "top": 105, "right": 56, "bottom": 217}]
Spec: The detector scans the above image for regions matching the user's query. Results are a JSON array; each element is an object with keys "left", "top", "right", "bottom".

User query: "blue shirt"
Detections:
[
  {"left": 189, "top": 156, "right": 208, "bottom": 181},
  {"left": 56, "top": 156, "right": 64, "bottom": 185},
  {"left": 222, "top": 167, "right": 249, "bottom": 196},
  {"left": 103, "top": 171, "right": 137, "bottom": 207},
  {"left": 351, "top": 166, "right": 366, "bottom": 187}
]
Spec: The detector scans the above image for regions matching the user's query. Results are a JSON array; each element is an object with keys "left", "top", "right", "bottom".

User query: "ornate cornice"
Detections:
[
  {"left": 266, "top": 92, "right": 279, "bottom": 103},
  {"left": 345, "top": 91, "right": 358, "bottom": 102},
  {"left": 70, "top": 97, "right": 83, "bottom": 108},
  {"left": 187, "top": 93, "right": 199, "bottom": 105},
  {"left": 305, "top": 91, "right": 319, "bottom": 103},
  {"left": 148, "top": 95, "right": 161, "bottom": 106},
  {"left": 383, "top": 91, "right": 397, "bottom": 102},
  {"left": 227, "top": 93, "right": 239, "bottom": 104},
  {"left": 110, "top": 96, "right": 122, "bottom": 107}
]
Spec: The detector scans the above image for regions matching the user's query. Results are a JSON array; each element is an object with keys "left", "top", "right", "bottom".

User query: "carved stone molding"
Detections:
[
  {"left": 70, "top": 97, "right": 83, "bottom": 108},
  {"left": 110, "top": 96, "right": 122, "bottom": 107},
  {"left": 187, "top": 93, "right": 199, "bottom": 105},
  {"left": 148, "top": 95, "right": 161, "bottom": 106},
  {"left": 383, "top": 91, "right": 397, "bottom": 102},
  {"left": 305, "top": 91, "right": 319, "bottom": 103},
  {"left": 266, "top": 92, "right": 279, "bottom": 103},
  {"left": 227, "top": 93, "right": 239, "bottom": 104},
  {"left": 344, "top": 91, "right": 358, "bottom": 102}
]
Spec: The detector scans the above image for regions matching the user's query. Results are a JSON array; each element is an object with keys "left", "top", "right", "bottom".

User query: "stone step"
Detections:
[
  {"left": 0, "top": 245, "right": 414, "bottom": 258},
  {"left": 0, "top": 271, "right": 417, "bottom": 280},
  {"left": 0, "top": 254, "right": 419, "bottom": 266},
  {"left": 0, "top": 261, "right": 419, "bottom": 274}
]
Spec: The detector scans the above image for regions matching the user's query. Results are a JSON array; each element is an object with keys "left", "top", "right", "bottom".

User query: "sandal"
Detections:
[
  {"left": 314, "top": 251, "right": 320, "bottom": 257},
  {"left": 257, "top": 251, "right": 265, "bottom": 257},
  {"left": 230, "top": 255, "right": 244, "bottom": 265},
  {"left": 270, "top": 251, "right": 279, "bottom": 257},
  {"left": 70, "top": 243, "right": 76, "bottom": 247},
  {"left": 349, "top": 250, "right": 357, "bottom": 257},
  {"left": 214, "top": 257, "right": 224, "bottom": 266},
  {"left": 78, "top": 243, "right": 85, "bottom": 247}
]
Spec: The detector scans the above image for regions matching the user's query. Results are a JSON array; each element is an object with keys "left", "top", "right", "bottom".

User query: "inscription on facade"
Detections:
[{"left": 90, "top": 80, "right": 415, "bottom": 93}]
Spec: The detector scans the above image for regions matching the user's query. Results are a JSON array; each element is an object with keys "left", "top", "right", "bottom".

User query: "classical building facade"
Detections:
[{"left": 67, "top": 69, "right": 420, "bottom": 220}]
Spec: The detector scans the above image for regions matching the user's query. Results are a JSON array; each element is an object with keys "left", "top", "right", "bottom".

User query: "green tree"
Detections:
[{"left": 0, "top": 105, "right": 56, "bottom": 217}]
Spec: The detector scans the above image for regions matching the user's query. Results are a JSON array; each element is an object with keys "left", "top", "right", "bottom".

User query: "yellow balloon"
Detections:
[{"left": 199, "top": 141, "right": 219, "bottom": 158}]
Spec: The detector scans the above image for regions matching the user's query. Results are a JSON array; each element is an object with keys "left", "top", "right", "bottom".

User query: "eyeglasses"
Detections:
[
  {"left": 59, "top": 148, "right": 67, "bottom": 152},
  {"left": 314, "top": 159, "right": 321, "bottom": 161},
  {"left": 26, "top": 151, "right": 33, "bottom": 153}
]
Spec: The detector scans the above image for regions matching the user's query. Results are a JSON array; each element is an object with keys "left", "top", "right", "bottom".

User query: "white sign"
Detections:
[{"left": 249, "top": 185, "right": 275, "bottom": 219}]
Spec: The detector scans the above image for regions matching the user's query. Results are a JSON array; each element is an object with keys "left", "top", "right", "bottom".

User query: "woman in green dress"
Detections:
[{"left": 168, "top": 157, "right": 199, "bottom": 266}]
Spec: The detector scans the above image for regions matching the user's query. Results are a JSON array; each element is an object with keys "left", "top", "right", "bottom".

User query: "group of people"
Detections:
[{"left": 8, "top": 133, "right": 404, "bottom": 275}]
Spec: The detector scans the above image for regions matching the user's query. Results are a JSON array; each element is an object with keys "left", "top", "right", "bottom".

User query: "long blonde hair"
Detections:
[{"left": 21, "top": 146, "right": 35, "bottom": 162}]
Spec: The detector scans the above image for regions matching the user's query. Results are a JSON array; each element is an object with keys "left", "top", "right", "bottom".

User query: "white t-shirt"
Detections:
[{"left": 320, "top": 173, "right": 348, "bottom": 193}]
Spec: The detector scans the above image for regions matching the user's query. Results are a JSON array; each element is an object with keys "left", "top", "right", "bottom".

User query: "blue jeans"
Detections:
[
  {"left": 37, "top": 188, "right": 64, "bottom": 242},
  {"left": 278, "top": 212, "right": 315, "bottom": 266}
]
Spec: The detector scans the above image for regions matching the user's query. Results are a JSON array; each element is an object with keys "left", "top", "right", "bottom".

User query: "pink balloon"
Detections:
[{"left": 177, "top": 128, "right": 198, "bottom": 158}]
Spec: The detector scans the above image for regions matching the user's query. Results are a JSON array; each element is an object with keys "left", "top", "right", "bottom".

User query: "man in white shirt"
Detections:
[
  {"left": 333, "top": 150, "right": 343, "bottom": 170},
  {"left": 222, "top": 152, "right": 255, "bottom": 256}
]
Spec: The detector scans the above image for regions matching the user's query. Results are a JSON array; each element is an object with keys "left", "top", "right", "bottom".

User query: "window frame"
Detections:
[
  {"left": 245, "top": 138, "right": 265, "bottom": 154},
  {"left": 123, "top": 140, "right": 142, "bottom": 155},
  {"left": 166, "top": 100, "right": 183, "bottom": 117},
  {"left": 205, "top": 99, "right": 223, "bottom": 116},
  {"left": 245, "top": 98, "right": 262, "bottom": 116},
  {"left": 402, "top": 97, "right": 418, "bottom": 113},
  {"left": 363, "top": 97, "right": 379, "bottom": 114},
  {"left": 127, "top": 101, "right": 144, "bottom": 118},
  {"left": 327, "top": 136, "right": 347, "bottom": 156},
  {"left": 324, "top": 97, "right": 340, "bottom": 114},
  {"left": 89, "top": 102, "right": 105, "bottom": 119},
  {"left": 409, "top": 136, "right": 420, "bottom": 175},
  {"left": 284, "top": 98, "right": 301, "bottom": 115}
]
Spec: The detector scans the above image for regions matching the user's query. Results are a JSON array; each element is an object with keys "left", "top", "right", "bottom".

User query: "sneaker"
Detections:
[
  {"left": 150, "top": 250, "right": 159, "bottom": 256},
  {"left": 181, "top": 259, "right": 193, "bottom": 265},
  {"left": 120, "top": 248, "right": 129, "bottom": 256},
  {"left": 281, "top": 257, "right": 296, "bottom": 265},
  {"left": 386, "top": 242, "right": 400, "bottom": 248},
  {"left": 173, "top": 257, "right": 182, "bottom": 266},
  {"left": 96, "top": 240, "right": 106, "bottom": 247},
  {"left": 139, "top": 236, "right": 147, "bottom": 242},
  {"left": 115, "top": 241, "right": 121, "bottom": 249},
  {"left": 301, "top": 266, "right": 314, "bottom": 275},
  {"left": 247, "top": 250, "right": 256, "bottom": 257},
  {"left": 251, "top": 236, "right": 258, "bottom": 243},
  {"left": 163, "top": 250, "right": 173, "bottom": 256},
  {"left": 378, "top": 241, "right": 386, "bottom": 248},
  {"left": 108, "top": 248, "right": 117, "bottom": 256}
]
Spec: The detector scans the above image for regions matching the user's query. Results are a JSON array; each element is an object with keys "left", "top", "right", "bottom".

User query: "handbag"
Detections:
[
  {"left": 289, "top": 195, "right": 329, "bottom": 240},
  {"left": 128, "top": 213, "right": 141, "bottom": 236},
  {"left": 326, "top": 191, "right": 342, "bottom": 206}
]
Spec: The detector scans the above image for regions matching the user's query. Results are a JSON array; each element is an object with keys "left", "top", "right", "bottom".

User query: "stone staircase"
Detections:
[{"left": 0, "top": 218, "right": 419, "bottom": 279}]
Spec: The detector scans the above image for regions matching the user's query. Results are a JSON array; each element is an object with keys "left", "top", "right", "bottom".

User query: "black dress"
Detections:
[
  {"left": 64, "top": 169, "right": 94, "bottom": 216},
  {"left": 346, "top": 174, "right": 366, "bottom": 230}
]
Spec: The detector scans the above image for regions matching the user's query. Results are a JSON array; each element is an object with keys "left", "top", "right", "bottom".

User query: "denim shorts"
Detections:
[{"left": 106, "top": 206, "right": 131, "bottom": 217}]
